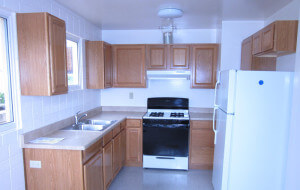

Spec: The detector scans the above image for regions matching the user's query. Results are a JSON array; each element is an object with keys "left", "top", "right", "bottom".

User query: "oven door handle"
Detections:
[{"left": 156, "top": 157, "right": 175, "bottom": 160}]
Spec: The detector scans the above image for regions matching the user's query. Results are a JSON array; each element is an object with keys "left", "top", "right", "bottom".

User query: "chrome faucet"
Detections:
[{"left": 75, "top": 111, "right": 87, "bottom": 124}]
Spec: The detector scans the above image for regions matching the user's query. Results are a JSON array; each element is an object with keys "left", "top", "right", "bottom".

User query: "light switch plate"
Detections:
[
  {"left": 129, "top": 92, "right": 134, "bottom": 99},
  {"left": 30, "top": 160, "right": 41, "bottom": 168}
]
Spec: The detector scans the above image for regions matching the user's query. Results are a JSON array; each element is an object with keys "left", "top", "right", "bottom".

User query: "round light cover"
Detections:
[{"left": 158, "top": 8, "right": 183, "bottom": 18}]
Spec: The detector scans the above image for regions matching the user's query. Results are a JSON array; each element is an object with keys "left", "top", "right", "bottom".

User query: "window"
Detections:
[
  {"left": 66, "top": 38, "right": 80, "bottom": 88},
  {"left": 0, "top": 17, "right": 13, "bottom": 125}
]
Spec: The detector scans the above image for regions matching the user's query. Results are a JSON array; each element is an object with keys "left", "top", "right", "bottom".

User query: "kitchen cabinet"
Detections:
[
  {"left": 190, "top": 44, "right": 219, "bottom": 89},
  {"left": 241, "top": 36, "right": 253, "bottom": 70},
  {"left": 120, "top": 120, "right": 126, "bottom": 166},
  {"left": 241, "top": 37, "right": 276, "bottom": 71},
  {"left": 169, "top": 44, "right": 190, "bottom": 70},
  {"left": 103, "top": 140, "right": 113, "bottom": 190},
  {"left": 83, "top": 151, "right": 104, "bottom": 190},
  {"left": 86, "top": 41, "right": 112, "bottom": 89},
  {"left": 113, "top": 131, "right": 122, "bottom": 177},
  {"left": 125, "top": 119, "right": 143, "bottom": 167},
  {"left": 146, "top": 45, "right": 168, "bottom": 70},
  {"left": 253, "top": 21, "right": 298, "bottom": 57},
  {"left": 17, "top": 13, "right": 68, "bottom": 96},
  {"left": 189, "top": 120, "right": 214, "bottom": 169},
  {"left": 23, "top": 139, "right": 103, "bottom": 190},
  {"left": 112, "top": 45, "right": 146, "bottom": 88}
]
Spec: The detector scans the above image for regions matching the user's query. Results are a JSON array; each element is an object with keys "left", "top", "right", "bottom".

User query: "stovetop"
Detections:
[{"left": 143, "top": 109, "right": 190, "bottom": 120}]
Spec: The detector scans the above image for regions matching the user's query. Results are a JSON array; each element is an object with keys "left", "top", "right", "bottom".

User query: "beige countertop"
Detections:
[{"left": 21, "top": 110, "right": 212, "bottom": 151}]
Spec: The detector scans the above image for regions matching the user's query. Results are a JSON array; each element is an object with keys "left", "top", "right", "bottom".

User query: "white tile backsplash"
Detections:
[{"left": 1, "top": 0, "right": 102, "bottom": 189}]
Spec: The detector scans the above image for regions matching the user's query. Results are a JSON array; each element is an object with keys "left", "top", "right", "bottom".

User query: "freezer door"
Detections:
[
  {"left": 227, "top": 71, "right": 293, "bottom": 190},
  {"left": 217, "top": 70, "right": 236, "bottom": 114},
  {"left": 212, "top": 108, "right": 234, "bottom": 190}
]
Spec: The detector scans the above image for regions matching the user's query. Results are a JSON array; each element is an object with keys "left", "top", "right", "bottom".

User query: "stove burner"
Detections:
[
  {"left": 170, "top": 112, "right": 184, "bottom": 117},
  {"left": 150, "top": 112, "right": 164, "bottom": 117}
]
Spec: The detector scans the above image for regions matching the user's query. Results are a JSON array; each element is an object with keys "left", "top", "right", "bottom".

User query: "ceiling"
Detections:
[{"left": 55, "top": 0, "right": 292, "bottom": 30}]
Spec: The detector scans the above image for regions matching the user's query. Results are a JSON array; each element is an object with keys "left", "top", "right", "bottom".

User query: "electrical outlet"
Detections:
[
  {"left": 30, "top": 160, "right": 41, "bottom": 168},
  {"left": 129, "top": 92, "right": 134, "bottom": 99}
]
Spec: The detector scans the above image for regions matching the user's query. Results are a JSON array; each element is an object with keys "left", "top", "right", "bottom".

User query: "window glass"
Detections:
[
  {"left": 0, "top": 17, "right": 13, "bottom": 125},
  {"left": 66, "top": 39, "right": 79, "bottom": 86}
]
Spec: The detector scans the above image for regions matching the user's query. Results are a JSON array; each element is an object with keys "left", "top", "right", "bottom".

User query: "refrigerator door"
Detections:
[
  {"left": 212, "top": 108, "right": 234, "bottom": 190},
  {"left": 227, "top": 71, "right": 293, "bottom": 190},
  {"left": 217, "top": 70, "right": 237, "bottom": 114}
]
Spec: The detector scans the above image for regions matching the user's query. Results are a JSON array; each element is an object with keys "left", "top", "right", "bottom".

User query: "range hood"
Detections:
[{"left": 147, "top": 70, "right": 191, "bottom": 80}]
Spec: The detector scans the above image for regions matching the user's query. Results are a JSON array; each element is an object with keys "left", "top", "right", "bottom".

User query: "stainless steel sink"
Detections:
[{"left": 61, "top": 120, "right": 117, "bottom": 131}]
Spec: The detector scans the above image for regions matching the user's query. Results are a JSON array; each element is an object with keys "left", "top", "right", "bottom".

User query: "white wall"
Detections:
[
  {"left": 219, "top": 21, "right": 264, "bottom": 71},
  {"left": 265, "top": 0, "right": 300, "bottom": 72},
  {"left": 0, "top": 0, "right": 102, "bottom": 189},
  {"left": 101, "top": 29, "right": 217, "bottom": 108},
  {"left": 102, "top": 29, "right": 217, "bottom": 44}
]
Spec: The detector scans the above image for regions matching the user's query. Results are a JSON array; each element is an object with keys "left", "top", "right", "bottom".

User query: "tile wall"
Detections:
[{"left": 0, "top": 0, "right": 102, "bottom": 189}]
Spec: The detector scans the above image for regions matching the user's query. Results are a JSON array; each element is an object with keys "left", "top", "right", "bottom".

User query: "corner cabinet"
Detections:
[
  {"left": 112, "top": 45, "right": 146, "bottom": 88},
  {"left": 17, "top": 13, "right": 68, "bottom": 96},
  {"left": 86, "top": 41, "right": 113, "bottom": 89},
  {"left": 190, "top": 44, "right": 219, "bottom": 89}
]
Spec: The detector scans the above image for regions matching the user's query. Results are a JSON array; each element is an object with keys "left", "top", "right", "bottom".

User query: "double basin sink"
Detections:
[{"left": 62, "top": 119, "right": 117, "bottom": 131}]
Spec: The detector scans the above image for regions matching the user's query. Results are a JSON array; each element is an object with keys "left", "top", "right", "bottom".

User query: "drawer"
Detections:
[
  {"left": 126, "top": 119, "right": 141, "bottom": 128},
  {"left": 191, "top": 120, "right": 212, "bottom": 130},
  {"left": 103, "top": 130, "right": 113, "bottom": 146},
  {"left": 82, "top": 139, "right": 102, "bottom": 164},
  {"left": 112, "top": 124, "right": 121, "bottom": 137}
]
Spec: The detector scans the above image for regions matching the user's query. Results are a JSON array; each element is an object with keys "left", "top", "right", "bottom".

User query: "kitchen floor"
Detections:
[{"left": 109, "top": 167, "right": 214, "bottom": 190}]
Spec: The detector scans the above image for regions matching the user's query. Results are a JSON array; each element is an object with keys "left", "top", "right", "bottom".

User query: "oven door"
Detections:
[{"left": 143, "top": 119, "right": 189, "bottom": 157}]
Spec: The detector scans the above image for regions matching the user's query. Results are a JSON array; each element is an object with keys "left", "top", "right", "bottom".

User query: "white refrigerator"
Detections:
[{"left": 212, "top": 70, "right": 293, "bottom": 190}]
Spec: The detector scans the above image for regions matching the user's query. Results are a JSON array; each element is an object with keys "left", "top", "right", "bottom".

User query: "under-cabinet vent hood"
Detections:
[{"left": 147, "top": 70, "right": 190, "bottom": 80}]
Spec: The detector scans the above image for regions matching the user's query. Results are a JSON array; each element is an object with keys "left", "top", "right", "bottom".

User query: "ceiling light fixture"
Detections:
[{"left": 158, "top": 8, "right": 183, "bottom": 18}]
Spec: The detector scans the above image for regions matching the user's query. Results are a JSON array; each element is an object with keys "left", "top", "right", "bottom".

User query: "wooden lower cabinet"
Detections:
[
  {"left": 112, "top": 132, "right": 122, "bottom": 177},
  {"left": 121, "top": 128, "right": 126, "bottom": 166},
  {"left": 103, "top": 140, "right": 113, "bottom": 190},
  {"left": 125, "top": 119, "right": 143, "bottom": 167},
  {"left": 189, "top": 120, "right": 215, "bottom": 169},
  {"left": 84, "top": 151, "right": 104, "bottom": 190}
]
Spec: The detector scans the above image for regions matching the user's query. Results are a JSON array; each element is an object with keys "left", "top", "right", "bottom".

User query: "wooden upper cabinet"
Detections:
[
  {"left": 191, "top": 44, "right": 218, "bottom": 89},
  {"left": 169, "top": 44, "right": 190, "bottom": 69},
  {"left": 252, "top": 31, "right": 262, "bottom": 55},
  {"left": 253, "top": 20, "right": 298, "bottom": 56},
  {"left": 83, "top": 151, "right": 104, "bottom": 190},
  {"left": 113, "top": 45, "right": 146, "bottom": 88},
  {"left": 86, "top": 41, "right": 112, "bottom": 89},
  {"left": 146, "top": 45, "right": 168, "bottom": 70},
  {"left": 241, "top": 37, "right": 253, "bottom": 70},
  {"left": 17, "top": 13, "right": 68, "bottom": 96}
]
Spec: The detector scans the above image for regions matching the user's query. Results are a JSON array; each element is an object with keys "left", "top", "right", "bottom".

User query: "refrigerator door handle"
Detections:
[
  {"left": 213, "top": 80, "right": 220, "bottom": 108},
  {"left": 213, "top": 106, "right": 218, "bottom": 144}
]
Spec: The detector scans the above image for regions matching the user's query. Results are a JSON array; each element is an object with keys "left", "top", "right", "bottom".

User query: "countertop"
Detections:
[{"left": 21, "top": 111, "right": 212, "bottom": 151}]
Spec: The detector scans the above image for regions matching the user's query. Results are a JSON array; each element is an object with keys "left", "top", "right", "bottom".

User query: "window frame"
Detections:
[
  {"left": 66, "top": 33, "right": 83, "bottom": 91},
  {"left": 0, "top": 9, "right": 22, "bottom": 133}
]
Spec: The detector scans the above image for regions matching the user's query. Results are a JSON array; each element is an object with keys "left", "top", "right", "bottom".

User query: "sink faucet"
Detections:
[{"left": 75, "top": 111, "right": 87, "bottom": 124}]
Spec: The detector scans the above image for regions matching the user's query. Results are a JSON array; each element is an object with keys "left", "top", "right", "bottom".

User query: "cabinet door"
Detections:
[
  {"left": 240, "top": 36, "right": 253, "bottom": 70},
  {"left": 126, "top": 127, "right": 142, "bottom": 166},
  {"left": 113, "top": 45, "right": 146, "bottom": 87},
  {"left": 103, "top": 141, "right": 113, "bottom": 189},
  {"left": 146, "top": 45, "right": 167, "bottom": 70},
  {"left": 252, "top": 31, "right": 262, "bottom": 55},
  {"left": 104, "top": 43, "right": 113, "bottom": 88},
  {"left": 189, "top": 120, "right": 214, "bottom": 169},
  {"left": 113, "top": 133, "right": 122, "bottom": 177},
  {"left": 121, "top": 129, "right": 126, "bottom": 166},
  {"left": 48, "top": 14, "right": 68, "bottom": 95},
  {"left": 83, "top": 151, "right": 103, "bottom": 190},
  {"left": 261, "top": 23, "right": 275, "bottom": 52},
  {"left": 169, "top": 44, "right": 190, "bottom": 69},
  {"left": 191, "top": 44, "right": 218, "bottom": 89}
]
